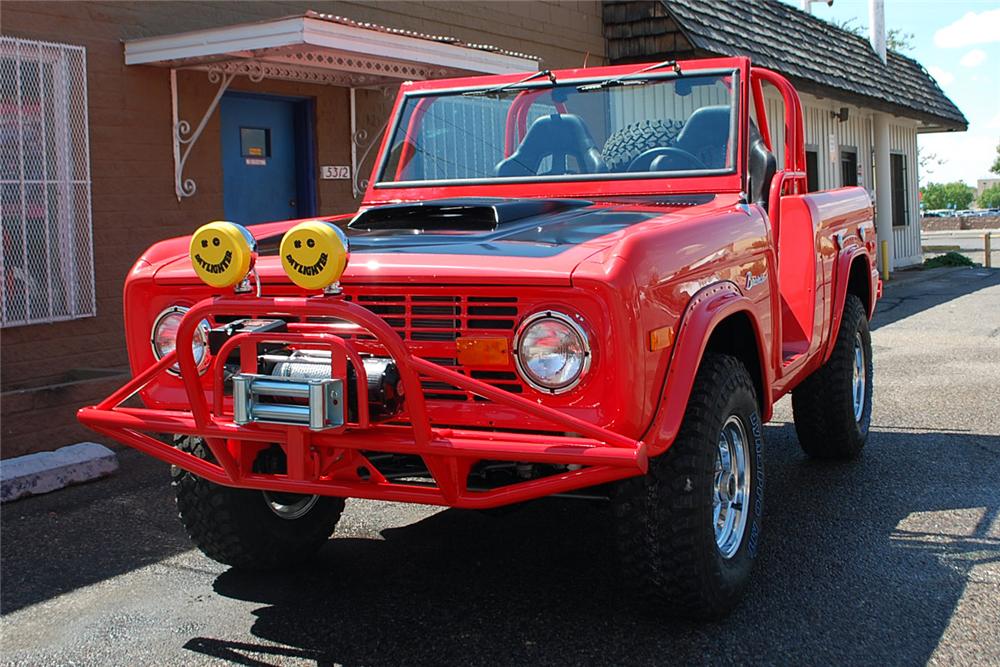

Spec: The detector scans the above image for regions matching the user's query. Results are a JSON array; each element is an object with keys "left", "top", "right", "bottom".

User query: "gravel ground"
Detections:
[{"left": 2, "top": 266, "right": 998, "bottom": 666}]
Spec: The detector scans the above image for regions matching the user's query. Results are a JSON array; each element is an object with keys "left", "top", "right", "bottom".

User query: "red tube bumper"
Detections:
[{"left": 77, "top": 294, "right": 647, "bottom": 509}]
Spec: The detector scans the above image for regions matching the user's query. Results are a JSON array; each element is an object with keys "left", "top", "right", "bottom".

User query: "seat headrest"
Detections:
[{"left": 675, "top": 105, "right": 732, "bottom": 169}]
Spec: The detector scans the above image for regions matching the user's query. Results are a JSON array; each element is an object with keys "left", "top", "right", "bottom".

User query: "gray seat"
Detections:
[
  {"left": 495, "top": 114, "right": 606, "bottom": 177},
  {"left": 673, "top": 105, "right": 732, "bottom": 169},
  {"left": 748, "top": 122, "right": 777, "bottom": 210}
]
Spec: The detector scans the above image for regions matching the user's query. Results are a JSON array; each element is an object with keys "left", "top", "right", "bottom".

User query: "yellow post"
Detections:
[
  {"left": 880, "top": 239, "right": 890, "bottom": 281},
  {"left": 986, "top": 233, "right": 993, "bottom": 269}
]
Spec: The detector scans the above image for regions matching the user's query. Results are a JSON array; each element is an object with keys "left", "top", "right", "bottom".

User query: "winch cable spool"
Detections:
[
  {"left": 279, "top": 220, "right": 350, "bottom": 292},
  {"left": 189, "top": 221, "right": 257, "bottom": 289}
]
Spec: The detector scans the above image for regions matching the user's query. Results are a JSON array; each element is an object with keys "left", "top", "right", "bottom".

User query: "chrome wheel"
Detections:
[
  {"left": 714, "top": 415, "right": 751, "bottom": 559},
  {"left": 263, "top": 491, "right": 320, "bottom": 520},
  {"left": 852, "top": 332, "right": 866, "bottom": 423}
]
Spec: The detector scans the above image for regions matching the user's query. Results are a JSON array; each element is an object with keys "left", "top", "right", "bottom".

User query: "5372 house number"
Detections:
[{"left": 321, "top": 166, "right": 351, "bottom": 180}]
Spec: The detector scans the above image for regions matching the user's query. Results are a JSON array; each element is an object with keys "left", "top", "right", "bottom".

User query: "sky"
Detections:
[{"left": 780, "top": 0, "right": 1000, "bottom": 186}]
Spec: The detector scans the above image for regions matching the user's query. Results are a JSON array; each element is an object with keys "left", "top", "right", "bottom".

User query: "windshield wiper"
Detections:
[
  {"left": 576, "top": 59, "right": 682, "bottom": 92},
  {"left": 462, "top": 69, "right": 558, "bottom": 98}
]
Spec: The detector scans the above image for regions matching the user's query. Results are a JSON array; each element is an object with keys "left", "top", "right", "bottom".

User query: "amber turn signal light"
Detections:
[
  {"left": 457, "top": 337, "right": 510, "bottom": 366},
  {"left": 649, "top": 325, "right": 675, "bottom": 351}
]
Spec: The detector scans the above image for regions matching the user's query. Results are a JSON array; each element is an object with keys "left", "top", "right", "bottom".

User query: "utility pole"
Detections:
[{"left": 869, "top": 0, "right": 894, "bottom": 274}]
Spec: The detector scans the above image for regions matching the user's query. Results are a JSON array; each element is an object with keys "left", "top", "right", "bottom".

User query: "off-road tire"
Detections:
[
  {"left": 171, "top": 437, "right": 345, "bottom": 570},
  {"left": 601, "top": 119, "right": 684, "bottom": 172},
  {"left": 792, "top": 294, "right": 873, "bottom": 459},
  {"left": 613, "top": 354, "right": 764, "bottom": 619}
]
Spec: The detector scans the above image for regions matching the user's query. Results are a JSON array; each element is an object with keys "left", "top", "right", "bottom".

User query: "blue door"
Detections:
[{"left": 220, "top": 93, "right": 312, "bottom": 225}]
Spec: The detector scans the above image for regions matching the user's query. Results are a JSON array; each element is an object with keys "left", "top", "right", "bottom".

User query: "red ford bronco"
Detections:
[{"left": 80, "top": 56, "right": 879, "bottom": 619}]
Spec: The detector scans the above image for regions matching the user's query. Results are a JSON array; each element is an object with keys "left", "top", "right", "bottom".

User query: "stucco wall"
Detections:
[{"left": 759, "top": 88, "right": 923, "bottom": 268}]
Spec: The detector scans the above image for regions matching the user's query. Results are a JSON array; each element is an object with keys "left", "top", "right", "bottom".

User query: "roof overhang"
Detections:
[{"left": 124, "top": 11, "right": 538, "bottom": 86}]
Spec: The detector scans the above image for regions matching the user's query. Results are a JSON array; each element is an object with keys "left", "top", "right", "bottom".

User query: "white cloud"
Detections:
[
  {"left": 988, "top": 112, "right": 1000, "bottom": 130},
  {"left": 920, "top": 131, "right": 999, "bottom": 185},
  {"left": 927, "top": 65, "right": 954, "bottom": 86},
  {"left": 959, "top": 48, "right": 987, "bottom": 68},
  {"left": 934, "top": 8, "right": 1000, "bottom": 48}
]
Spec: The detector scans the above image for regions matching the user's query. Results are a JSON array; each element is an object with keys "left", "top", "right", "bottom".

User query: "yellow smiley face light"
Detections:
[
  {"left": 189, "top": 221, "right": 256, "bottom": 289},
  {"left": 279, "top": 221, "right": 350, "bottom": 291}
]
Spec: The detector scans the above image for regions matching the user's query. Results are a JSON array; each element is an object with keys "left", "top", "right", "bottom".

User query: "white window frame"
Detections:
[{"left": 1, "top": 36, "right": 95, "bottom": 327}]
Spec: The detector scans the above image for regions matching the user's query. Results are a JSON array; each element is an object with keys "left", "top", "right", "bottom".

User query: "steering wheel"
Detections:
[{"left": 627, "top": 146, "right": 706, "bottom": 172}]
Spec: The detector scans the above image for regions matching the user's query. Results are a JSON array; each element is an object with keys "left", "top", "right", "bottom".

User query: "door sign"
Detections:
[{"left": 321, "top": 165, "right": 351, "bottom": 180}]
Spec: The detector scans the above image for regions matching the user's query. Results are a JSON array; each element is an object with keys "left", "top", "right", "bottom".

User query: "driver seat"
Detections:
[
  {"left": 748, "top": 122, "right": 777, "bottom": 210},
  {"left": 672, "top": 105, "right": 732, "bottom": 169},
  {"left": 495, "top": 114, "right": 606, "bottom": 177}
]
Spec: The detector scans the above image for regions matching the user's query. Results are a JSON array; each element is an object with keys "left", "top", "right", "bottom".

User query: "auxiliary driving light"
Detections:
[
  {"left": 189, "top": 221, "right": 256, "bottom": 289},
  {"left": 279, "top": 221, "right": 350, "bottom": 291}
]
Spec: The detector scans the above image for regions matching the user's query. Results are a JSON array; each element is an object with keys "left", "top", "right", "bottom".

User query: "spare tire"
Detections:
[{"left": 602, "top": 119, "right": 684, "bottom": 172}]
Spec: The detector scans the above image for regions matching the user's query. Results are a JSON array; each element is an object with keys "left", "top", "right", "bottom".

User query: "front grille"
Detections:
[
  {"left": 342, "top": 289, "right": 526, "bottom": 401},
  {"left": 344, "top": 292, "right": 519, "bottom": 342}
]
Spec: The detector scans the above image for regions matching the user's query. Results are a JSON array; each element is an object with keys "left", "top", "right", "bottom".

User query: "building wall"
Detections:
[
  {"left": 0, "top": 1, "right": 605, "bottom": 456},
  {"left": 976, "top": 178, "right": 1000, "bottom": 198},
  {"left": 759, "top": 88, "right": 923, "bottom": 267}
]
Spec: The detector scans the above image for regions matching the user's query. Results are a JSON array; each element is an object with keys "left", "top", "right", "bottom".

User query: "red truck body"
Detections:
[{"left": 79, "top": 57, "right": 879, "bottom": 511}]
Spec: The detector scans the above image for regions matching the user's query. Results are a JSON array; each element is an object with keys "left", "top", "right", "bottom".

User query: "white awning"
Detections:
[
  {"left": 124, "top": 11, "right": 538, "bottom": 86},
  {"left": 125, "top": 12, "right": 538, "bottom": 202}
]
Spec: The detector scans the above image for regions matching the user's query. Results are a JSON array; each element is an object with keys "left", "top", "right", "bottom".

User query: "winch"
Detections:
[
  {"left": 208, "top": 318, "right": 405, "bottom": 429},
  {"left": 266, "top": 349, "right": 404, "bottom": 424}
]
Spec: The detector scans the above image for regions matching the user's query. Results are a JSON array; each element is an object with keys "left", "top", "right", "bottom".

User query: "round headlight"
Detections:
[
  {"left": 151, "top": 306, "right": 211, "bottom": 375},
  {"left": 514, "top": 311, "right": 591, "bottom": 393}
]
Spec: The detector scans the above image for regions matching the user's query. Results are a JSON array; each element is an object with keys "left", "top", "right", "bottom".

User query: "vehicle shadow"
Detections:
[
  {"left": 871, "top": 266, "right": 999, "bottom": 330},
  {"left": 194, "top": 423, "right": 999, "bottom": 666}
]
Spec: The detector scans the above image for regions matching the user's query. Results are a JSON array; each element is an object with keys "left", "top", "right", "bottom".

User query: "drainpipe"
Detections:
[{"left": 869, "top": 0, "right": 894, "bottom": 272}]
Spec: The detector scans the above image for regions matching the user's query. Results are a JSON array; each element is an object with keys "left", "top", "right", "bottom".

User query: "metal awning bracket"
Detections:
[{"left": 171, "top": 65, "right": 262, "bottom": 200}]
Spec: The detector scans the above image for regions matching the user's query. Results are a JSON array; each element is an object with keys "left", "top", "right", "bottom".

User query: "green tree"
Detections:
[
  {"left": 979, "top": 183, "right": 1000, "bottom": 209},
  {"left": 991, "top": 141, "right": 1000, "bottom": 175},
  {"left": 833, "top": 18, "right": 915, "bottom": 52},
  {"left": 920, "top": 181, "right": 974, "bottom": 210}
]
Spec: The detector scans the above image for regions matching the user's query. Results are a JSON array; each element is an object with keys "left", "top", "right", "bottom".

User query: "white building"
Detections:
[{"left": 605, "top": 0, "right": 968, "bottom": 268}]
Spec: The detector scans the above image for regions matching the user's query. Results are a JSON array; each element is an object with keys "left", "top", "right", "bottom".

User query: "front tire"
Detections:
[
  {"left": 792, "top": 294, "right": 873, "bottom": 459},
  {"left": 171, "top": 437, "right": 345, "bottom": 571},
  {"left": 613, "top": 354, "right": 764, "bottom": 619}
]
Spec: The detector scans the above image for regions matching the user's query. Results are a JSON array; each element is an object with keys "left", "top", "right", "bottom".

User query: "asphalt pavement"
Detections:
[{"left": 2, "top": 266, "right": 999, "bottom": 666}]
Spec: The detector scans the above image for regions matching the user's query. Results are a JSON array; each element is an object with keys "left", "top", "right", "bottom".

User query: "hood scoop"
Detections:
[{"left": 348, "top": 198, "right": 589, "bottom": 233}]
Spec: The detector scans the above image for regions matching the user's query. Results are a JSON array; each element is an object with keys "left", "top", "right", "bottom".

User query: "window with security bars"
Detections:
[{"left": 1, "top": 37, "right": 95, "bottom": 327}]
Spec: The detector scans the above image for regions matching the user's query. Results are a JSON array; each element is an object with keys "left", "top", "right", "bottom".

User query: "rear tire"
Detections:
[
  {"left": 792, "top": 294, "right": 873, "bottom": 459},
  {"left": 613, "top": 354, "right": 764, "bottom": 619},
  {"left": 171, "top": 437, "right": 345, "bottom": 571}
]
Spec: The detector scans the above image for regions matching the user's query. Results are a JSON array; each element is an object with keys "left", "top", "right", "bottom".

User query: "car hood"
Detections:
[{"left": 152, "top": 195, "right": 721, "bottom": 287}]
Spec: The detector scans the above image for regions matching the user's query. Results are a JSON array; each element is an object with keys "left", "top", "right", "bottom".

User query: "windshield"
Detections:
[{"left": 377, "top": 71, "right": 736, "bottom": 186}]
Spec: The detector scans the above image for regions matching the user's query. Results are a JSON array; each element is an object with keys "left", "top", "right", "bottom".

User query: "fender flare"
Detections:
[
  {"left": 823, "top": 247, "right": 872, "bottom": 363},
  {"left": 642, "top": 281, "right": 772, "bottom": 457}
]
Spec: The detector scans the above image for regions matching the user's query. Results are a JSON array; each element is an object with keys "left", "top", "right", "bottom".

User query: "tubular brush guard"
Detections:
[{"left": 78, "top": 294, "right": 647, "bottom": 509}]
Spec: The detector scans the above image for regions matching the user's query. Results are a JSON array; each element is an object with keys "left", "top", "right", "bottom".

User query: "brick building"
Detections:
[
  {"left": 1, "top": 0, "right": 962, "bottom": 457},
  {"left": 1, "top": 1, "right": 604, "bottom": 457}
]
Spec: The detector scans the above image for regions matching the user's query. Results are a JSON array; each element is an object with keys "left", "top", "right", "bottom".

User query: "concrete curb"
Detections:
[{"left": 1, "top": 442, "right": 119, "bottom": 502}]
